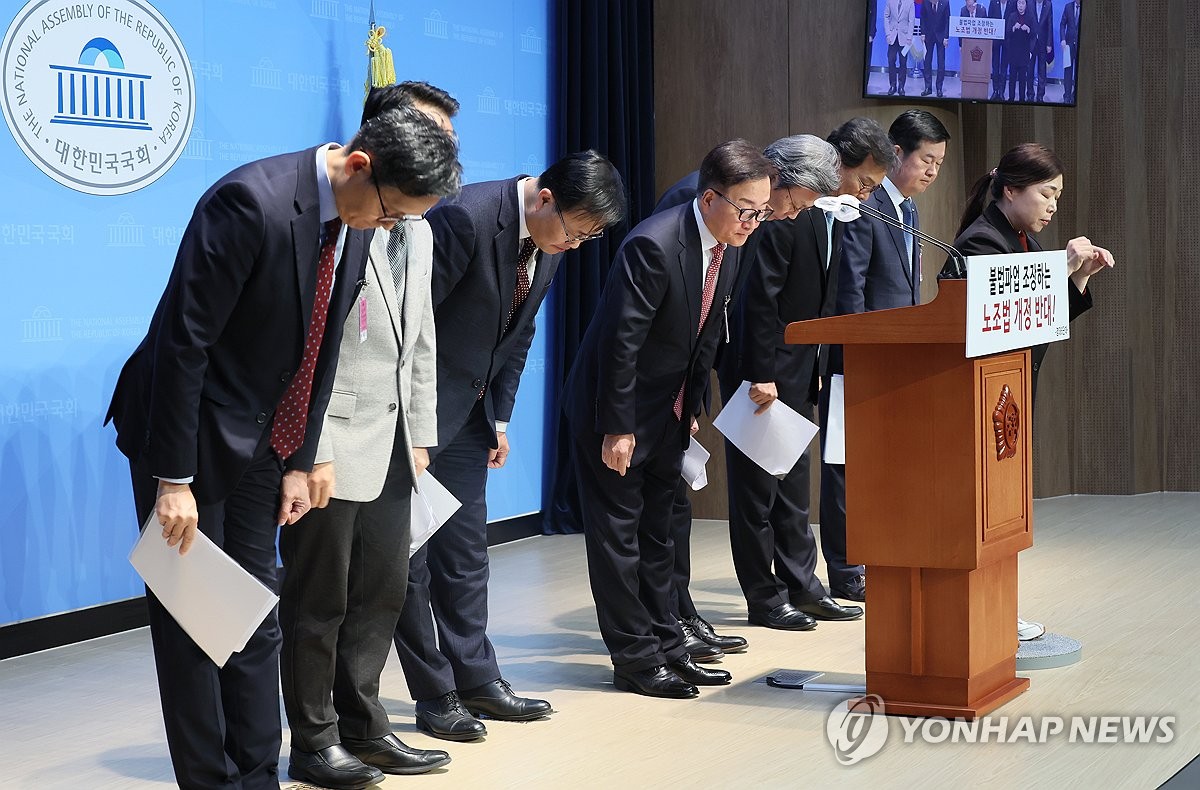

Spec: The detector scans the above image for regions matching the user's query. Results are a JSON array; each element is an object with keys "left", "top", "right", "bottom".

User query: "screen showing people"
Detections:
[{"left": 864, "top": 0, "right": 1082, "bottom": 105}]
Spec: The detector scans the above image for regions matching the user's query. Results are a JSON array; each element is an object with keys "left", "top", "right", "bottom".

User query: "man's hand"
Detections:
[
  {"left": 487, "top": 432, "right": 510, "bottom": 469},
  {"left": 690, "top": 418, "right": 700, "bottom": 436},
  {"left": 944, "top": 38, "right": 949, "bottom": 48},
  {"left": 748, "top": 382, "right": 779, "bottom": 415},
  {"left": 156, "top": 481, "right": 199, "bottom": 555},
  {"left": 602, "top": 433, "right": 636, "bottom": 476},
  {"left": 412, "top": 447, "right": 431, "bottom": 478},
  {"left": 278, "top": 469, "right": 312, "bottom": 526},
  {"left": 307, "top": 462, "right": 335, "bottom": 509}
]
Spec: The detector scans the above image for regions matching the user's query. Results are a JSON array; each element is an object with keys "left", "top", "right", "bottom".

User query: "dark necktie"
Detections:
[
  {"left": 1018, "top": 230, "right": 1029, "bottom": 252},
  {"left": 505, "top": 237, "right": 537, "bottom": 331},
  {"left": 386, "top": 222, "right": 407, "bottom": 299},
  {"left": 271, "top": 218, "right": 341, "bottom": 460},
  {"left": 673, "top": 242, "right": 725, "bottom": 420}
]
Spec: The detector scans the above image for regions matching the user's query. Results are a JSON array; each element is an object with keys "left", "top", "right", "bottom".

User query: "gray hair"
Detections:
[{"left": 763, "top": 134, "right": 842, "bottom": 196}]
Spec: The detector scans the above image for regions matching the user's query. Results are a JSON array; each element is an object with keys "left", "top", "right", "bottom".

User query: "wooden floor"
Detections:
[{"left": 1, "top": 494, "right": 1197, "bottom": 788}]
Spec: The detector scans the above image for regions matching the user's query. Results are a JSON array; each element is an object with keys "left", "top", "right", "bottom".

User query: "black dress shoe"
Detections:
[
  {"left": 793, "top": 595, "right": 864, "bottom": 621},
  {"left": 668, "top": 654, "right": 731, "bottom": 686},
  {"left": 679, "top": 618, "right": 725, "bottom": 662},
  {"left": 288, "top": 744, "right": 384, "bottom": 790},
  {"left": 887, "top": 86, "right": 897, "bottom": 95},
  {"left": 921, "top": 87, "right": 933, "bottom": 96},
  {"left": 415, "top": 691, "right": 487, "bottom": 741},
  {"left": 343, "top": 733, "right": 450, "bottom": 775},
  {"left": 748, "top": 602, "right": 817, "bottom": 631},
  {"left": 936, "top": 90, "right": 944, "bottom": 98},
  {"left": 459, "top": 678, "right": 552, "bottom": 721},
  {"left": 830, "top": 575, "right": 866, "bottom": 603},
  {"left": 613, "top": 665, "right": 699, "bottom": 698},
  {"left": 682, "top": 615, "right": 748, "bottom": 653}
]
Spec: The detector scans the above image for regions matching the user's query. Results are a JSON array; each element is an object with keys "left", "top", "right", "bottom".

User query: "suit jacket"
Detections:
[
  {"left": 923, "top": 0, "right": 952, "bottom": 40},
  {"left": 106, "top": 147, "right": 368, "bottom": 504},
  {"left": 653, "top": 170, "right": 699, "bottom": 215},
  {"left": 562, "top": 203, "right": 739, "bottom": 466},
  {"left": 313, "top": 221, "right": 437, "bottom": 500},
  {"left": 426, "top": 176, "right": 563, "bottom": 450},
  {"left": 949, "top": 202, "right": 1092, "bottom": 375},
  {"left": 868, "top": 0, "right": 879, "bottom": 39},
  {"left": 835, "top": 185, "right": 921, "bottom": 315},
  {"left": 1005, "top": 8, "right": 1034, "bottom": 57},
  {"left": 721, "top": 210, "right": 843, "bottom": 410},
  {"left": 1060, "top": 1, "right": 1080, "bottom": 49},
  {"left": 1031, "top": 0, "right": 1056, "bottom": 61},
  {"left": 885, "top": 0, "right": 916, "bottom": 45}
]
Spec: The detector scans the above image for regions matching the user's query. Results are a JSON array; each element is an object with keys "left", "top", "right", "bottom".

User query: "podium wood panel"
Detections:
[{"left": 786, "top": 280, "right": 1033, "bottom": 718}]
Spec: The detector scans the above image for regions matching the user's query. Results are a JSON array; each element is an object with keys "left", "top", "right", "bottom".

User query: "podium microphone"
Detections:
[{"left": 814, "top": 195, "right": 968, "bottom": 279}]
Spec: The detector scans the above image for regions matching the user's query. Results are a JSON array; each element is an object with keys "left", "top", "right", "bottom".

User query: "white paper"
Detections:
[
  {"left": 680, "top": 437, "right": 710, "bottom": 491},
  {"left": 409, "top": 471, "right": 462, "bottom": 556},
  {"left": 901, "top": 44, "right": 911, "bottom": 57},
  {"left": 713, "top": 381, "right": 820, "bottom": 477},
  {"left": 824, "top": 374, "right": 846, "bottom": 465},
  {"left": 1063, "top": 45, "right": 1072, "bottom": 69},
  {"left": 129, "top": 514, "right": 279, "bottom": 668}
]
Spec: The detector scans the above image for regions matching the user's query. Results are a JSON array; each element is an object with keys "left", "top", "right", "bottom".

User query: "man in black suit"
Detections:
[
  {"left": 1059, "top": 0, "right": 1080, "bottom": 102},
  {"left": 105, "top": 105, "right": 460, "bottom": 789},
  {"left": 278, "top": 84, "right": 461, "bottom": 790},
  {"left": 921, "top": 0, "right": 952, "bottom": 96},
  {"left": 651, "top": 134, "right": 840, "bottom": 657},
  {"left": 989, "top": 0, "right": 1011, "bottom": 98},
  {"left": 822, "top": 110, "right": 950, "bottom": 605},
  {"left": 393, "top": 151, "right": 627, "bottom": 740},
  {"left": 563, "top": 140, "right": 772, "bottom": 699},
  {"left": 719, "top": 118, "right": 895, "bottom": 632},
  {"left": 1031, "top": 0, "right": 1056, "bottom": 99}
]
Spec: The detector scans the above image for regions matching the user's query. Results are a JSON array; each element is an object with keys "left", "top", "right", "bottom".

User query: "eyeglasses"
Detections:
[
  {"left": 370, "top": 169, "right": 425, "bottom": 225},
  {"left": 554, "top": 203, "right": 605, "bottom": 244},
  {"left": 713, "top": 190, "right": 773, "bottom": 223},
  {"left": 855, "top": 175, "right": 880, "bottom": 198}
]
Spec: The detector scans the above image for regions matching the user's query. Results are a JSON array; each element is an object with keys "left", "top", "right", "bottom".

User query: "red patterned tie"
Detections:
[
  {"left": 673, "top": 242, "right": 725, "bottom": 420},
  {"left": 505, "top": 237, "right": 538, "bottom": 331},
  {"left": 270, "top": 218, "right": 341, "bottom": 460}
]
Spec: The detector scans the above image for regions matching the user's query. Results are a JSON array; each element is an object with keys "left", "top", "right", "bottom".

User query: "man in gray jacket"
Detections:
[{"left": 278, "top": 83, "right": 461, "bottom": 790}]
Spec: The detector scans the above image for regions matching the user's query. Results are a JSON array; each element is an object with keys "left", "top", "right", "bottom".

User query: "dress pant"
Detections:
[
  {"left": 667, "top": 481, "right": 698, "bottom": 620},
  {"left": 1033, "top": 41, "right": 1049, "bottom": 98},
  {"left": 817, "top": 374, "right": 865, "bottom": 591},
  {"left": 991, "top": 39, "right": 1006, "bottom": 94},
  {"left": 725, "top": 399, "right": 827, "bottom": 615},
  {"left": 129, "top": 437, "right": 284, "bottom": 790},
  {"left": 1062, "top": 47, "right": 1076, "bottom": 102},
  {"left": 888, "top": 41, "right": 908, "bottom": 90},
  {"left": 576, "top": 420, "right": 689, "bottom": 671},
  {"left": 924, "top": 38, "right": 947, "bottom": 90},
  {"left": 279, "top": 422, "right": 412, "bottom": 752},
  {"left": 393, "top": 401, "right": 498, "bottom": 701}
]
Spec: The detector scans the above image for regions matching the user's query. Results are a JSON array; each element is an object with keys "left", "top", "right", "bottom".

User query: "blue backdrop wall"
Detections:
[{"left": 0, "top": 0, "right": 554, "bottom": 627}]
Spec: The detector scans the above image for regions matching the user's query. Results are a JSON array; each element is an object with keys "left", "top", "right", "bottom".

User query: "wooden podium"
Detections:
[
  {"left": 785, "top": 280, "right": 1031, "bottom": 719},
  {"left": 958, "top": 38, "right": 993, "bottom": 100}
]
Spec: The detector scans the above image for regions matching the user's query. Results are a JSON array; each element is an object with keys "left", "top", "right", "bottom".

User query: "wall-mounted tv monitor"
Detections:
[{"left": 863, "top": 0, "right": 1081, "bottom": 106}]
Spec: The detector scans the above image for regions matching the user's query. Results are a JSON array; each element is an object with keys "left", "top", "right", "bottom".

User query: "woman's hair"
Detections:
[{"left": 957, "top": 142, "right": 1064, "bottom": 236}]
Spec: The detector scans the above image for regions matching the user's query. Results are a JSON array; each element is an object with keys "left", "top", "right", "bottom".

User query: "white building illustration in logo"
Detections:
[
  {"left": 520, "top": 27, "right": 544, "bottom": 55},
  {"left": 251, "top": 58, "right": 283, "bottom": 90},
  {"left": 183, "top": 128, "right": 213, "bottom": 161},
  {"left": 22, "top": 306, "right": 63, "bottom": 343},
  {"left": 310, "top": 0, "right": 338, "bottom": 20},
  {"left": 108, "top": 212, "right": 145, "bottom": 247},
  {"left": 1, "top": 0, "right": 196, "bottom": 195},
  {"left": 424, "top": 10, "right": 449, "bottom": 39},
  {"left": 523, "top": 153, "right": 545, "bottom": 175},
  {"left": 50, "top": 38, "right": 152, "bottom": 130},
  {"left": 477, "top": 87, "right": 501, "bottom": 115}
]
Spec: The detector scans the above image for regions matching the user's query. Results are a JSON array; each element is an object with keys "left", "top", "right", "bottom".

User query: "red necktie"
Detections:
[
  {"left": 1018, "top": 231, "right": 1029, "bottom": 252},
  {"left": 505, "top": 237, "right": 538, "bottom": 331},
  {"left": 270, "top": 218, "right": 341, "bottom": 460},
  {"left": 673, "top": 242, "right": 725, "bottom": 420}
]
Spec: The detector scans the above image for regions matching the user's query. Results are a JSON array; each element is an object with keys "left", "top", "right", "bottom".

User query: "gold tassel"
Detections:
[{"left": 365, "top": 25, "right": 396, "bottom": 95}]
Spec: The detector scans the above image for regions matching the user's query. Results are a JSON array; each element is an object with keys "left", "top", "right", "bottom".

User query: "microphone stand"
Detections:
[{"left": 846, "top": 200, "right": 969, "bottom": 280}]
